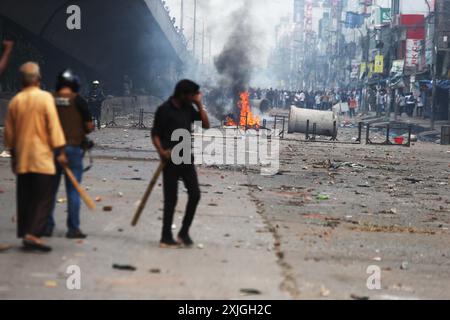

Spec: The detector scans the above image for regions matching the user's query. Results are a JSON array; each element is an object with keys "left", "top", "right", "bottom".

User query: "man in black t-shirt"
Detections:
[{"left": 151, "top": 80, "right": 210, "bottom": 248}]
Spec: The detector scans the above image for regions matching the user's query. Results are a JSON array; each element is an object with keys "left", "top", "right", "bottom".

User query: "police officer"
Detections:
[
  {"left": 44, "top": 70, "right": 94, "bottom": 239},
  {"left": 88, "top": 80, "right": 105, "bottom": 130}
]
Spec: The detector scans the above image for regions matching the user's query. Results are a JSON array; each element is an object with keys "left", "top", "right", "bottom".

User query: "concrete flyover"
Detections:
[{"left": 0, "top": 0, "right": 190, "bottom": 95}]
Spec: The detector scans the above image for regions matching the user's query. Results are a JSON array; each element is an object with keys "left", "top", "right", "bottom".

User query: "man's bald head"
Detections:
[{"left": 19, "top": 62, "right": 41, "bottom": 87}]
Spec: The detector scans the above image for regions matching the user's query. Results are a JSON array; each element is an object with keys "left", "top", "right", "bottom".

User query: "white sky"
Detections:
[{"left": 165, "top": 0, "right": 293, "bottom": 63}]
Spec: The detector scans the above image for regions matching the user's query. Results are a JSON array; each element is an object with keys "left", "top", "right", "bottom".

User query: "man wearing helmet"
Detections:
[
  {"left": 44, "top": 69, "right": 94, "bottom": 239},
  {"left": 88, "top": 80, "right": 105, "bottom": 130}
]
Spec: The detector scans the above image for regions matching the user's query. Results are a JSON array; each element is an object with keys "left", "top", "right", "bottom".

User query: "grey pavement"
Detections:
[{"left": 1, "top": 124, "right": 450, "bottom": 299}]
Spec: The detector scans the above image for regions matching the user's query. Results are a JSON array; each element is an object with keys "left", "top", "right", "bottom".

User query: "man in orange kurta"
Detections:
[{"left": 4, "top": 62, "right": 67, "bottom": 252}]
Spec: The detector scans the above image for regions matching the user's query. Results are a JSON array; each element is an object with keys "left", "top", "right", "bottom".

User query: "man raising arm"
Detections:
[
  {"left": 0, "top": 40, "right": 14, "bottom": 75},
  {"left": 151, "top": 80, "right": 209, "bottom": 248}
]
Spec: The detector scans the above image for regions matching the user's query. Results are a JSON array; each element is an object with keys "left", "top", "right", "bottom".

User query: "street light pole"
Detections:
[
  {"left": 202, "top": 20, "right": 205, "bottom": 65},
  {"left": 209, "top": 34, "right": 212, "bottom": 65},
  {"left": 193, "top": 0, "right": 197, "bottom": 58},
  {"left": 431, "top": 0, "right": 438, "bottom": 130},
  {"left": 180, "top": 0, "right": 184, "bottom": 33}
]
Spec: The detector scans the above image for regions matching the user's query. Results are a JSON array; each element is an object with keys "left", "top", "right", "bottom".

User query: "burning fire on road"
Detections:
[{"left": 225, "top": 91, "right": 261, "bottom": 129}]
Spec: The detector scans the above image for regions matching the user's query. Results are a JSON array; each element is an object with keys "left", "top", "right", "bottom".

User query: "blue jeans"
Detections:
[{"left": 47, "top": 146, "right": 84, "bottom": 232}]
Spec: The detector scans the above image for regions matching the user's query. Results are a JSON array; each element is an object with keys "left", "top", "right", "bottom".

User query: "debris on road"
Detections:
[
  {"left": 240, "top": 288, "right": 262, "bottom": 296},
  {"left": 349, "top": 223, "right": 436, "bottom": 235},
  {"left": 373, "top": 257, "right": 382, "bottom": 262},
  {"left": 320, "top": 285, "right": 331, "bottom": 297},
  {"left": 112, "top": 264, "right": 137, "bottom": 271},
  {"left": 350, "top": 294, "right": 370, "bottom": 300},
  {"left": 44, "top": 281, "right": 58, "bottom": 288},
  {"left": 149, "top": 268, "right": 161, "bottom": 274},
  {"left": 400, "top": 261, "right": 409, "bottom": 270}
]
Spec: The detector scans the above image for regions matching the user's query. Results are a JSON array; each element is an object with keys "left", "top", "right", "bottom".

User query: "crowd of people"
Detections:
[
  {"left": 249, "top": 87, "right": 361, "bottom": 117},
  {"left": 248, "top": 86, "right": 429, "bottom": 120},
  {"left": 366, "top": 87, "right": 428, "bottom": 118}
]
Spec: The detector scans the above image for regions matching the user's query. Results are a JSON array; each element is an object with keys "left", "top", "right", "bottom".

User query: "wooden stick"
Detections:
[
  {"left": 131, "top": 161, "right": 166, "bottom": 227},
  {"left": 64, "top": 166, "right": 96, "bottom": 210}
]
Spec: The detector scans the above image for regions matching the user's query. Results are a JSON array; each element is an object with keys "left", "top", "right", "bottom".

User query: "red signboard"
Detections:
[{"left": 400, "top": 14, "right": 425, "bottom": 39}]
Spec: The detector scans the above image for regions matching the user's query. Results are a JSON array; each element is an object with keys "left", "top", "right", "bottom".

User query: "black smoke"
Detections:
[{"left": 209, "top": 4, "right": 257, "bottom": 120}]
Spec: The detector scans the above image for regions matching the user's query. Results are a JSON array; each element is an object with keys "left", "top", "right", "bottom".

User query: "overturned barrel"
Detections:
[{"left": 288, "top": 106, "right": 338, "bottom": 136}]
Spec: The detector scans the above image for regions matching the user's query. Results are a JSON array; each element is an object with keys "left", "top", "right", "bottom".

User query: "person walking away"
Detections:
[
  {"left": 151, "top": 80, "right": 210, "bottom": 248},
  {"left": 398, "top": 92, "right": 406, "bottom": 116},
  {"left": 44, "top": 70, "right": 94, "bottom": 239},
  {"left": 405, "top": 93, "right": 415, "bottom": 117},
  {"left": 384, "top": 90, "right": 391, "bottom": 120},
  {"left": 368, "top": 88, "right": 376, "bottom": 113},
  {"left": 321, "top": 93, "right": 328, "bottom": 110},
  {"left": 298, "top": 90, "right": 306, "bottom": 108},
  {"left": 88, "top": 80, "right": 105, "bottom": 130},
  {"left": 348, "top": 95, "right": 357, "bottom": 118},
  {"left": 416, "top": 93, "right": 424, "bottom": 117},
  {"left": 376, "top": 90, "right": 383, "bottom": 117},
  {"left": 315, "top": 92, "right": 321, "bottom": 110},
  {"left": 3, "top": 62, "right": 67, "bottom": 252}
]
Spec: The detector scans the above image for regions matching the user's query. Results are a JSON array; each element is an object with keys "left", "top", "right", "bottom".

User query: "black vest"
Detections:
[{"left": 54, "top": 93, "right": 85, "bottom": 146}]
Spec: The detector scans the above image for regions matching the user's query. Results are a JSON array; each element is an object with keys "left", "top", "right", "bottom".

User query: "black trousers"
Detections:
[
  {"left": 162, "top": 163, "right": 201, "bottom": 240},
  {"left": 17, "top": 173, "right": 54, "bottom": 238},
  {"left": 93, "top": 112, "right": 101, "bottom": 130}
]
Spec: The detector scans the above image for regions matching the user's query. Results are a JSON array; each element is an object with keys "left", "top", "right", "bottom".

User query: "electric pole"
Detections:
[
  {"left": 431, "top": 0, "right": 438, "bottom": 130},
  {"left": 180, "top": 0, "right": 184, "bottom": 33},
  {"left": 193, "top": 0, "right": 197, "bottom": 58},
  {"left": 209, "top": 34, "right": 212, "bottom": 65},
  {"left": 202, "top": 20, "right": 205, "bottom": 65}
]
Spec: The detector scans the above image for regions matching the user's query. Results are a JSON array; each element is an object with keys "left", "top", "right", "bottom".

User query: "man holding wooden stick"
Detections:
[
  {"left": 151, "top": 80, "right": 210, "bottom": 248},
  {"left": 44, "top": 69, "right": 94, "bottom": 239}
]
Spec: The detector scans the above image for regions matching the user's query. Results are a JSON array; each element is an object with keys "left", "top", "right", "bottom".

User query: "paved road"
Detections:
[
  {"left": 249, "top": 128, "right": 450, "bottom": 299},
  {"left": 1, "top": 125, "right": 449, "bottom": 299},
  {"left": 0, "top": 128, "right": 287, "bottom": 299}
]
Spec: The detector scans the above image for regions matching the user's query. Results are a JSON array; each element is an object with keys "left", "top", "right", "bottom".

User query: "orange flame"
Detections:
[
  {"left": 225, "top": 91, "right": 260, "bottom": 128},
  {"left": 238, "top": 91, "right": 260, "bottom": 128},
  {"left": 225, "top": 116, "right": 237, "bottom": 126}
]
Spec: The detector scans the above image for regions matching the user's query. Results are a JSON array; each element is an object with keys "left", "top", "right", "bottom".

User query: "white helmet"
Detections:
[{"left": 92, "top": 80, "right": 100, "bottom": 85}]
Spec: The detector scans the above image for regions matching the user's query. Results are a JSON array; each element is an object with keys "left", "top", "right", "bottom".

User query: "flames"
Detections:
[{"left": 225, "top": 91, "right": 260, "bottom": 129}]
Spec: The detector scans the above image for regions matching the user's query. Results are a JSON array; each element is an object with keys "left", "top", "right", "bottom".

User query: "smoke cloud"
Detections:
[{"left": 213, "top": 3, "right": 258, "bottom": 115}]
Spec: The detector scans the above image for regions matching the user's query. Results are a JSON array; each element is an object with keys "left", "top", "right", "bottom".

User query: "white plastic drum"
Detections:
[{"left": 288, "top": 106, "right": 338, "bottom": 136}]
